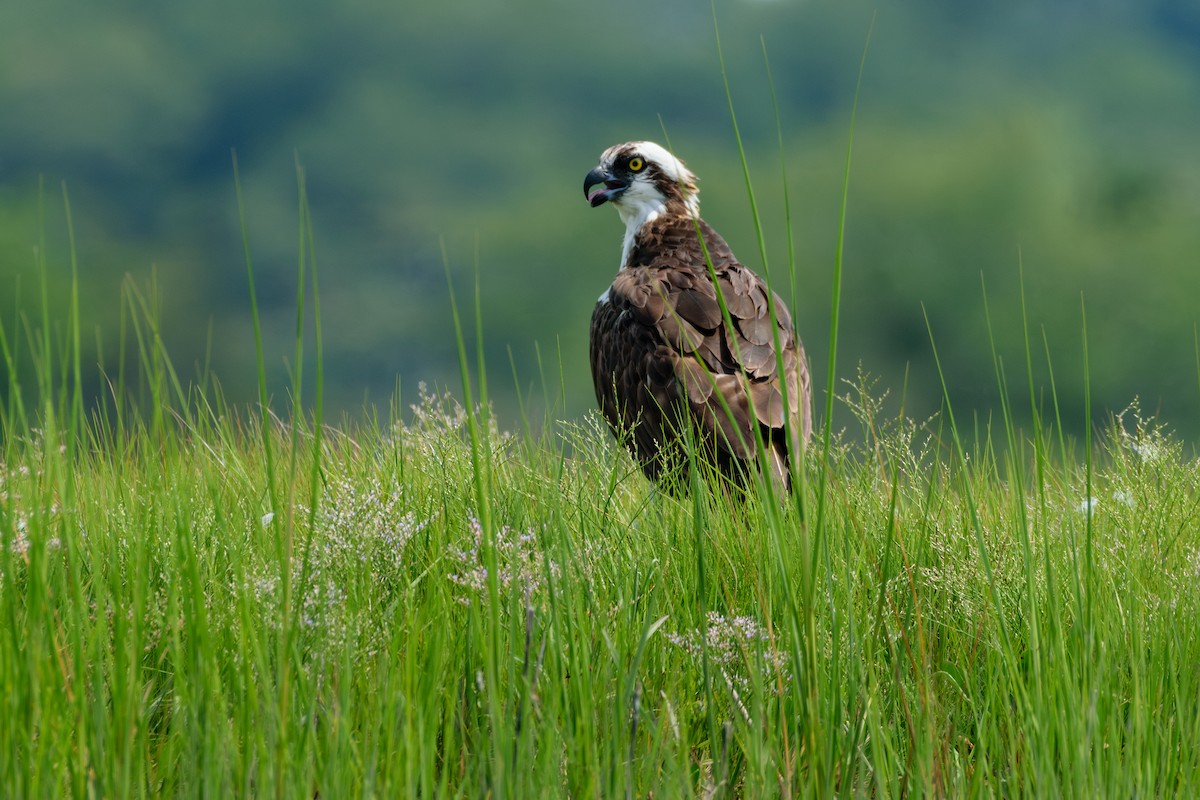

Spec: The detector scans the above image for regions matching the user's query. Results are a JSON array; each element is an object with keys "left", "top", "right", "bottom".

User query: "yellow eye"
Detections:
[{"left": 628, "top": 157, "right": 645, "bottom": 172}]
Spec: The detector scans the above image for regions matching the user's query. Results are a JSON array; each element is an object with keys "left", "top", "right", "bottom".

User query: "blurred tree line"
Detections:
[{"left": 2, "top": 0, "right": 1198, "bottom": 439}]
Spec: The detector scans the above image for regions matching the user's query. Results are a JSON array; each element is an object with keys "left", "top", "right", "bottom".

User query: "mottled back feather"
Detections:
[{"left": 590, "top": 213, "right": 812, "bottom": 492}]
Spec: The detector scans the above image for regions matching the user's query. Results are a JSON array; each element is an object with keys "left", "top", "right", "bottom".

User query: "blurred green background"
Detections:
[{"left": 2, "top": 0, "right": 1198, "bottom": 437}]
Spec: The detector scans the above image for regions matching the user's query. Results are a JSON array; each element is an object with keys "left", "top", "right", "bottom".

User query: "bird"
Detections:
[{"left": 583, "top": 141, "right": 812, "bottom": 492}]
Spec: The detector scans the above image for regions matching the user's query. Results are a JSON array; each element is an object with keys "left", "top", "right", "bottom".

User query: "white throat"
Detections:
[
  {"left": 615, "top": 194, "right": 666, "bottom": 269},
  {"left": 613, "top": 189, "right": 699, "bottom": 268}
]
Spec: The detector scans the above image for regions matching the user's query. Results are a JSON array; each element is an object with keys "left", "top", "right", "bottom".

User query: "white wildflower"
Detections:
[
  {"left": 448, "top": 516, "right": 559, "bottom": 605},
  {"left": 667, "top": 611, "right": 790, "bottom": 693}
]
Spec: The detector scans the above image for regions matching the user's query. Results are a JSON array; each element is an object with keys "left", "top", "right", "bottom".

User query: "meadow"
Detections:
[
  {"left": 2, "top": 216, "right": 1199, "bottom": 797},
  {"left": 4, "top": 39, "right": 1200, "bottom": 788}
]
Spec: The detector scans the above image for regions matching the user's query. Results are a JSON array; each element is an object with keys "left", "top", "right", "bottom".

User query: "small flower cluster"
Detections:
[
  {"left": 667, "top": 611, "right": 790, "bottom": 694},
  {"left": 244, "top": 475, "right": 431, "bottom": 655},
  {"left": 1187, "top": 547, "right": 1200, "bottom": 580},
  {"left": 408, "top": 381, "right": 470, "bottom": 434},
  {"left": 448, "top": 516, "right": 559, "bottom": 606},
  {"left": 2, "top": 497, "right": 62, "bottom": 559},
  {"left": 315, "top": 476, "right": 429, "bottom": 576},
  {"left": 1114, "top": 400, "right": 1180, "bottom": 468},
  {"left": 394, "top": 382, "right": 513, "bottom": 464},
  {"left": 247, "top": 565, "right": 347, "bottom": 631},
  {"left": 4, "top": 523, "right": 62, "bottom": 559}
]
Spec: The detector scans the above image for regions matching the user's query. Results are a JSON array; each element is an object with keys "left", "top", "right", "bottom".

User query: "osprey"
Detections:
[{"left": 584, "top": 141, "right": 812, "bottom": 491}]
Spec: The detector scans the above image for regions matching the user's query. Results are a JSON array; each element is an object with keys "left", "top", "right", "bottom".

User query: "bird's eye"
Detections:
[{"left": 628, "top": 157, "right": 645, "bottom": 172}]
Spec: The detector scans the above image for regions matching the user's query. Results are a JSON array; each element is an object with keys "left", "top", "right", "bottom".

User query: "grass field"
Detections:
[
  {"left": 3, "top": 57, "right": 1199, "bottom": 791},
  {"left": 2, "top": 250, "right": 1199, "bottom": 796}
]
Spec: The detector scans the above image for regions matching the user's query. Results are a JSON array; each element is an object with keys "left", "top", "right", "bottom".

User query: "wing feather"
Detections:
[{"left": 592, "top": 215, "right": 812, "bottom": 491}]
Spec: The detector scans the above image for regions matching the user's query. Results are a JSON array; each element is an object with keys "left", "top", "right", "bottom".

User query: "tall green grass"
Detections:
[{"left": 3, "top": 80, "right": 1200, "bottom": 800}]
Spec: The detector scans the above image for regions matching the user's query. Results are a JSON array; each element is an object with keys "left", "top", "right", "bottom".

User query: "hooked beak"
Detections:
[{"left": 583, "top": 166, "right": 627, "bottom": 208}]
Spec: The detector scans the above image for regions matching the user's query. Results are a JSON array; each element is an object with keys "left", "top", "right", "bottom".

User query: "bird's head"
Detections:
[{"left": 583, "top": 142, "right": 699, "bottom": 224}]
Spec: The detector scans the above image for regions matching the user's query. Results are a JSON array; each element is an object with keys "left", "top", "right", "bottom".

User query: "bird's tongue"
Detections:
[{"left": 586, "top": 184, "right": 609, "bottom": 204}]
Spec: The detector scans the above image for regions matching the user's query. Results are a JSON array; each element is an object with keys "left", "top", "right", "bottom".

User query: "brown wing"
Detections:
[
  {"left": 591, "top": 291, "right": 683, "bottom": 483},
  {"left": 593, "top": 215, "right": 812, "bottom": 490}
]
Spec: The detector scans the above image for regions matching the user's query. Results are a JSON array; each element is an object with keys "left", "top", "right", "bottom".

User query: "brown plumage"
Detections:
[{"left": 584, "top": 141, "right": 812, "bottom": 492}]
